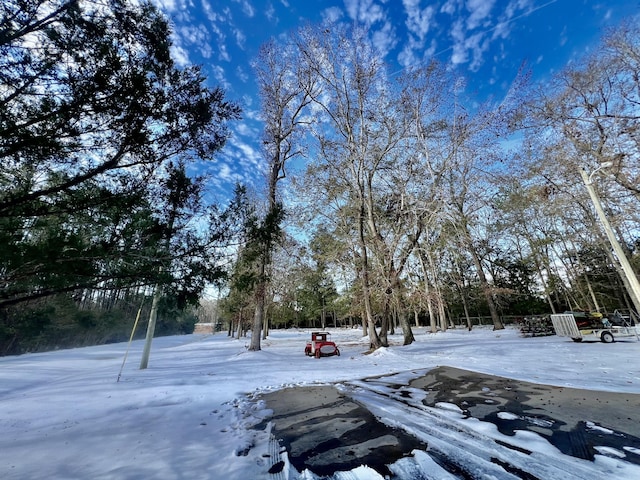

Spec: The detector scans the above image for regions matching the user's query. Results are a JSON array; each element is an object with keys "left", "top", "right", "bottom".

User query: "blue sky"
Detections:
[{"left": 152, "top": 0, "right": 639, "bottom": 197}]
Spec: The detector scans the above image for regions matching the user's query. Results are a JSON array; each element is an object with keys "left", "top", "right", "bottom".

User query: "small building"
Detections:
[{"left": 193, "top": 323, "right": 214, "bottom": 334}]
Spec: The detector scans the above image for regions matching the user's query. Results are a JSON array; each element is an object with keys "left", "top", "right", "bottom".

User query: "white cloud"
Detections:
[
  {"left": 397, "top": 43, "right": 416, "bottom": 68},
  {"left": 467, "top": 32, "right": 490, "bottom": 71},
  {"left": 216, "top": 162, "right": 235, "bottom": 183},
  {"left": 440, "top": 0, "right": 459, "bottom": 15},
  {"left": 265, "top": 3, "right": 277, "bottom": 23},
  {"left": 236, "top": 65, "right": 249, "bottom": 83},
  {"left": 242, "top": 95, "right": 256, "bottom": 111},
  {"left": 443, "top": 0, "right": 525, "bottom": 71},
  {"left": 402, "top": 0, "right": 434, "bottom": 41},
  {"left": 210, "top": 64, "right": 231, "bottom": 90},
  {"left": 198, "top": 0, "right": 233, "bottom": 62},
  {"left": 466, "top": 0, "right": 495, "bottom": 30},
  {"left": 231, "top": 137, "right": 264, "bottom": 173},
  {"left": 491, "top": 20, "right": 509, "bottom": 40},
  {"left": 154, "top": 0, "right": 195, "bottom": 22},
  {"left": 234, "top": 27, "right": 247, "bottom": 49},
  {"left": 450, "top": 46, "right": 467, "bottom": 65},
  {"left": 199, "top": 43, "right": 213, "bottom": 59},
  {"left": 450, "top": 18, "right": 468, "bottom": 65},
  {"left": 218, "top": 41, "right": 231, "bottom": 62},
  {"left": 234, "top": 121, "right": 259, "bottom": 138},
  {"left": 372, "top": 21, "right": 398, "bottom": 57},
  {"left": 322, "top": 6, "right": 344, "bottom": 23},
  {"left": 559, "top": 25, "right": 567, "bottom": 46},
  {"left": 153, "top": 0, "right": 177, "bottom": 13},
  {"left": 423, "top": 38, "right": 437, "bottom": 60},
  {"left": 170, "top": 44, "right": 191, "bottom": 67},
  {"left": 397, "top": 36, "right": 436, "bottom": 68},
  {"left": 398, "top": 0, "right": 436, "bottom": 69},
  {"left": 492, "top": 0, "right": 531, "bottom": 40},
  {"left": 449, "top": 19, "right": 490, "bottom": 72},
  {"left": 344, "top": 0, "right": 384, "bottom": 26},
  {"left": 344, "top": 0, "right": 358, "bottom": 20},
  {"left": 200, "top": 0, "right": 220, "bottom": 23},
  {"left": 179, "top": 23, "right": 209, "bottom": 45},
  {"left": 504, "top": 0, "right": 531, "bottom": 19},
  {"left": 233, "top": 0, "right": 255, "bottom": 17}
]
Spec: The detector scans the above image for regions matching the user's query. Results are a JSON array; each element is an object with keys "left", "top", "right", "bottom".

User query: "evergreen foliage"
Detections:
[{"left": 0, "top": 0, "right": 240, "bottom": 354}]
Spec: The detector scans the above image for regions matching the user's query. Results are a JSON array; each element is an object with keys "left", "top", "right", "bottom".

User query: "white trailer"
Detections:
[{"left": 550, "top": 313, "right": 640, "bottom": 343}]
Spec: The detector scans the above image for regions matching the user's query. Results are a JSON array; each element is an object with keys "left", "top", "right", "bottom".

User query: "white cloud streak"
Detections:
[
  {"left": 441, "top": 0, "right": 541, "bottom": 72},
  {"left": 233, "top": 0, "right": 255, "bottom": 17}
]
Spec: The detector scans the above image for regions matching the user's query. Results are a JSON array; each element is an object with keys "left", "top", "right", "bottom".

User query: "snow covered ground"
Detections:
[{"left": 1, "top": 325, "right": 639, "bottom": 479}]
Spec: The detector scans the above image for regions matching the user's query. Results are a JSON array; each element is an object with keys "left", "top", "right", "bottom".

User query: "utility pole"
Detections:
[
  {"left": 139, "top": 282, "right": 162, "bottom": 369},
  {"left": 580, "top": 165, "right": 640, "bottom": 314}
]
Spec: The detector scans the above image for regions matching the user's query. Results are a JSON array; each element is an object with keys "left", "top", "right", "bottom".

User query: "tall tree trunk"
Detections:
[
  {"left": 236, "top": 310, "right": 243, "bottom": 339},
  {"left": 430, "top": 256, "right": 448, "bottom": 332},
  {"left": 390, "top": 272, "right": 414, "bottom": 344},
  {"left": 417, "top": 251, "right": 438, "bottom": 333},
  {"left": 400, "top": 303, "right": 415, "bottom": 345},
  {"left": 249, "top": 257, "right": 266, "bottom": 350},
  {"left": 249, "top": 37, "right": 311, "bottom": 350},
  {"left": 466, "top": 234, "right": 504, "bottom": 330},
  {"left": 262, "top": 302, "right": 269, "bottom": 340},
  {"left": 248, "top": 153, "right": 280, "bottom": 351},
  {"left": 437, "top": 292, "right": 448, "bottom": 331},
  {"left": 522, "top": 230, "right": 557, "bottom": 314},
  {"left": 428, "top": 299, "right": 437, "bottom": 333},
  {"left": 379, "top": 299, "right": 390, "bottom": 347},
  {"left": 357, "top": 203, "right": 382, "bottom": 350},
  {"left": 462, "top": 294, "right": 472, "bottom": 331}
]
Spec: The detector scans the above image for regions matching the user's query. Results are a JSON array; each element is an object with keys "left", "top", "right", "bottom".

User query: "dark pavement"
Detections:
[{"left": 257, "top": 366, "right": 640, "bottom": 478}]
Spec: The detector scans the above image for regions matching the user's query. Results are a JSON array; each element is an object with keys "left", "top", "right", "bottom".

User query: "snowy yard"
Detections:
[{"left": 1, "top": 326, "right": 639, "bottom": 479}]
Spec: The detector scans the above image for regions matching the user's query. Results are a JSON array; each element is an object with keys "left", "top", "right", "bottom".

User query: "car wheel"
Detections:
[{"left": 601, "top": 331, "right": 614, "bottom": 343}]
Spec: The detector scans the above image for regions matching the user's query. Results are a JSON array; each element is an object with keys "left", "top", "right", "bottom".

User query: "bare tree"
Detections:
[
  {"left": 295, "top": 23, "right": 407, "bottom": 349},
  {"left": 247, "top": 37, "right": 315, "bottom": 351},
  {"left": 441, "top": 92, "right": 508, "bottom": 330},
  {"left": 398, "top": 62, "right": 461, "bottom": 334}
]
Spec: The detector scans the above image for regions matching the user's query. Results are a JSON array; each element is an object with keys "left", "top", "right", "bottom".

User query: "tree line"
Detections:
[
  {"left": 0, "top": 0, "right": 240, "bottom": 354},
  {"left": 220, "top": 19, "right": 640, "bottom": 350}
]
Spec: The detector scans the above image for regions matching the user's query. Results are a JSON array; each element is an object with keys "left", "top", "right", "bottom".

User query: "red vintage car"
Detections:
[{"left": 304, "top": 332, "right": 340, "bottom": 358}]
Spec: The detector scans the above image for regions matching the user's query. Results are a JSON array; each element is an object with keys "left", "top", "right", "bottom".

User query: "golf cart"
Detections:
[{"left": 304, "top": 332, "right": 340, "bottom": 358}]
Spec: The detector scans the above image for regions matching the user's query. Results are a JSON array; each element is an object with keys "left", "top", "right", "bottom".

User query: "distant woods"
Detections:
[
  {"left": 221, "top": 19, "right": 640, "bottom": 348},
  {"left": 2, "top": 3, "right": 639, "bottom": 356},
  {"left": 0, "top": 0, "right": 240, "bottom": 354}
]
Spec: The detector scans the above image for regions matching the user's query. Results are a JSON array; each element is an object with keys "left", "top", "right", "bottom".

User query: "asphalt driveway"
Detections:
[{"left": 258, "top": 366, "right": 640, "bottom": 478}]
